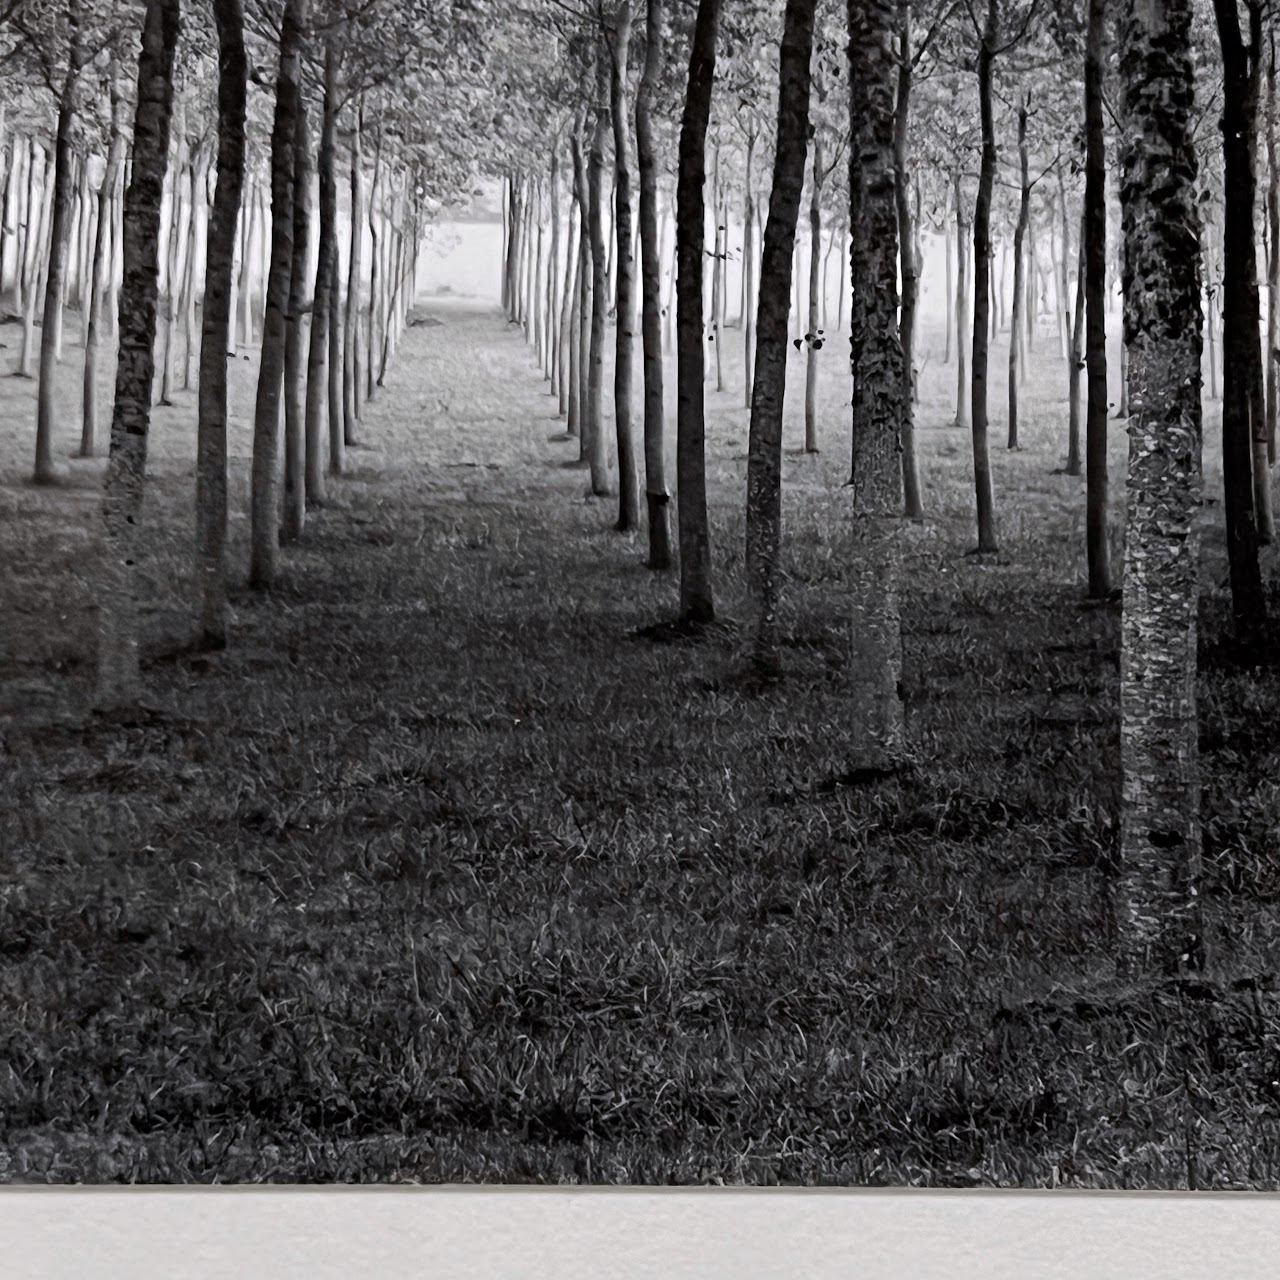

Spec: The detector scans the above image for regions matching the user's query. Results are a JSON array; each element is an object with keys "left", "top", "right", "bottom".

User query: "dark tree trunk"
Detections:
[
  {"left": 196, "top": 0, "right": 247, "bottom": 651},
  {"left": 1067, "top": 209, "right": 1086, "bottom": 477},
  {"left": 675, "top": 0, "right": 722, "bottom": 626},
  {"left": 343, "top": 103, "right": 363, "bottom": 446},
  {"left": 746, "top": 0, "right": 815, "bottom": 674},
  {"left": 1085, "top": 0, "right": 1112, "bottom": 597},
  {"left": 249, "top": 0, "right": 306, "bottom": 588},
  {"left": 969, "top": 0, "right": 999, "bottom": 552},
  {"left": 894, "top": 0, "right": 922, "bottom": 517},
  {"left": 611, "top": 0, "right": 640, "bottom": 530},
  {"left": 954, "top": 170, "right": 970, "bottom": 429},
  {"left": 637, "top": 0, "right": 673, "bottom": 569},
  {"left": 97, "top": 0, "right": 179, "bottom": 708},
  {"left": 1212, "top": 0, "right": 1268, "bottom": 642},
  {"left": 1116, "top": 0, "right": 1205, "bottom": 977}
]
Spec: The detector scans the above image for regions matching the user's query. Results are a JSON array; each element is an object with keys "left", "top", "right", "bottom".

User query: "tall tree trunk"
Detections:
[
  {"left": 81, "top": 79, "right": 124, "bottom": 459},
  {"left": 561, "top": 203, "right": 579, "bottom": 428},
  {"left": 249, "top": 0, "right": 306, "bottom": 588},
  {"left": 328, "top": 252, "right": 343, "bottom": 475},
  {"left": 97, "top": 0, "right": 179, "bottom": 709},
  {"left": 343, "top": 103, "right": 363, "bottom": 446},
  {"left": 943, "top": 189, "right": 953, "bottom": 363},
  {"left": 587, "top": 49, "right": 613, "bottom": 497},
  {"left": 574, "top": 133, "right": 593, "bottom": 464},
  {"left": 638, "top": 0, "right": 672, "bottom": 568},
  {"left": 804, "top": 133, "right": 823, "bottom": 453},
  {"left": 742, "top": 129, "right": 757, "bottom": 409},
  {"left": 1267, "top": 48, "right": 1279, "bottom": 464},
  {"left": 611, "top": 0, "right": 641, "bottom": 530},
  {"left": 180, "top": 158, "right": 201, "bottom": 389},
  {"left": 33, "top": 60, "right": 77, "bottom": 485},
  {"left": 308, "top": 40, "right": 339, "bottom": 491},
  {"left": 1212, "top": 0, "right": 1267, "bottom": 641},
  {"left": 196, "top": 0, "right": 246, "bottom": 651},
  {"left": 282, "top": 84, "right": 311, "bottom": 542},
  {"left": 954, "top": 169, "right": 970, "bottom": 429},
  {"left": 366, "top": 121, "right": 383, "bottom": 403},
  {"left": 1067, "top": 209, "right": 1086, "bottom": 476},
  {"left": 1007, "top": 96, "right": 1029, "bottom": 451},
  {"left": 894, "top": 0, "right": 922, "bottom": 516},
  {"left": 745, "top": 0, "right": 816, "bottom": 675},
  {"left": 1084, "top": 0, "right": 1112, "bottom": 597},
  {"left": 969, "top": 0, "right": 999, "bottom": 553},
  {"left": 158, "top": 131, "right": 185, "bottom": 405},
  {"left": 548, "top": 145, "right": 562, "bottom": 397},
  {"left": 1116, "top": 0, "right": 1204, "bottom": 977},
  {"left": 675, "top": 0, "right": 722, "bottom": 626},
  {"left": 848, "top": 0, "right": 907, "bottom": 764}
]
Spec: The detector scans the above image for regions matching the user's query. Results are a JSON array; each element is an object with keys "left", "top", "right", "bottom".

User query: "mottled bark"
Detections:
[
  {"left": 283, "top": 93, "right": 312, "bottom": 540},
  {"left": 249, "top": 0, "right": 306, "bottom": 587},
  {"left": 675, "top": 0, "right": 722, "bottom": 625},
  {"left": 848, "top": 0, "right": 907, "bottom": 764},
  {"left": 637, "top": 0, "right": 672, "bottom": 568},
  {"left": 1116, "top": 0, "right": 1205, "bottom": 976},
  {"left": 745, "top": 0, "right": 815, "bottom": 674},
  {"left": 97, "top": 0, "right": 179, "bottom": 709}
]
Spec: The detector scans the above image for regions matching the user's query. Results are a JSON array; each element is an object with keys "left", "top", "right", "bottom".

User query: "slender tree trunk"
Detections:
[
  {"left": 1067, "top": 209, "right": 1086, "bottom": 476},
  {"left": 746, "top": 0, "right": 816, "bottom": 674},
  {"left": 587, "top": 51, "right": 613, "bottom": 497},
  {"left": 343, "top": 104, "right": 363, "bottom": 446},
  {"left": 548, "top": 146, "right": 562, "bottom": 396},
  {"left": 895, "top": 0, "right": 922, "bottom": 516},
  {"left": 249, "top": 0, "right": 306, "bottom": 587},
  {"left": 81, "top": 81, "right": 124, "bottom": 459},
  {"left": 1212, "top": 0, "right": 1267, "bottom": 639},
  {"left": 848, "top": 0, "right": 908, "bottom": 764},
  {"left": 97, "top": 0, "right": 179, "bottom": 709},
  {"left": 196, "top": 0, "right": 247, "bottom": 650},
  {"left": 611, "top": 0, "right": 641, "bottom": 530},
  {"left": 33, "top": 58, "right": 78, "bottom": 485},
  {"left": 1007, "top": 97, "right": 1029, "bottom": 451},
  {"left": 742, "top": 129, "right": 757, "bottom": 409},
  {"left": 1084, "top": 0, "right": 1112, "bottom": 596},
  {"left": 328, "top": 251, "right": 343, "bottom": 474},
  {"left": 637, "top": 0, "right": 672, "bottom": 568},
  {"left": 675, "top": 0, "right": 722, "bottom": 626},
  {"left": 282, "top": 92, "right": 312, "bottom": 542},
  {"left": 1116, "top": 0, "right": 1205, "bottom": 977},
  {"left": 365, "top": 121, "right": 383, "bottom": 403},
  {"left": 1268, "top": 50, "right": 1279, "bottom": 464},
  {"left": 969, "top": 0, "right": 999, "bottom": 553},
  {"left": 560, "top": 203, "right": 578, "bottom": 426},
  {"left": 954, "top": 170, "right": 970, "bottom": 429},
  {"left": 572, "top": 130, "right": 593, "bottom": 463},
  {"left": 180, "top": 158, "right": 201, "bottom": 390},
  {"left": 158, "top": 134, "right": 185, "bottom": 405},
  {"left": 309, "top": 40, "right": 339, "bottom": 491},
  {"left": 804, "top": 133, "right": 823, "bottom": 453}
]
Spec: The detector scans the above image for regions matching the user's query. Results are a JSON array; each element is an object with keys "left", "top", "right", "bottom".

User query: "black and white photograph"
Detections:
[{"left": 2, "top": 0, "right": 1280, "bottom": 1197}]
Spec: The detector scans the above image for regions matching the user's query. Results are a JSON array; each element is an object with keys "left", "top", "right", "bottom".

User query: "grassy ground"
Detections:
[{"left": 3, "top": 297, "right": 1280, "bottom": 1187}]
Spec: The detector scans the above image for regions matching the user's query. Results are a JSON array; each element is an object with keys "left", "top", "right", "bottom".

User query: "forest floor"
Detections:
[{"left": 3, "top": 297, "right": 1280, "bottom": 1187}]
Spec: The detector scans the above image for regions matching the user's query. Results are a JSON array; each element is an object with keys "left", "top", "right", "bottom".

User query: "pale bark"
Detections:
[
  {"left": 804, "top": 132, "right": 822, "bottom": 454},
  {"left": 309, "top": 40, "right": 340, "bottom": 490},
  {"left": 282, "top": 94, "right": 312, "bottom": 542},
  {"left": 586, "top": 49, "right": 613, "bottom": 496},
  {"left": 894, "top": 0, "right": 921, "bottom": 516}
]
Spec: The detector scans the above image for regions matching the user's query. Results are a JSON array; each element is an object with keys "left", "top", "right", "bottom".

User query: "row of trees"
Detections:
[{"left": 486, "top": 0, "right": 1241, "bottom": 977}]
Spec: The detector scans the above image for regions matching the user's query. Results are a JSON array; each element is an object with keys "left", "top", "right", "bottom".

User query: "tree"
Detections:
[
  {"left": 1115, "top": 0, "right": 1204, "bottom": 976},
  {"left": 196, "top": 0, "right": 248, "bottom": 652},
  {"left": 675, "top": 0, "right": 722, "bottom": 627},
  {"left": 249, "top": 0, "right": 308, "bottom": 589},
  {"left": 636, "top": 0, "right": 673, "bottom": 570},
  {"left": 848, "top": 0, "right": 907, "bottom": 764},
  {"left": 1084, "top": 0, "right": 1111, "bottom": 598},
  {"left": 609, "top": 0, "right": 641, "bottom": 531},
  {"left": 586, "top": 40, "right": 613, "bottom": 498},
  {"left": 96, "top": 0, "right": 180, "bottom": 709},
  {"left": 745, "top": 0, "right": 817, "bottom": 677}
]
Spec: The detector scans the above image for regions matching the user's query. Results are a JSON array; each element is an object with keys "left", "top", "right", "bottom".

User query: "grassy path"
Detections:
[{"left": 2, "top": 299, "right": 1280, "bottom": 1186}]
